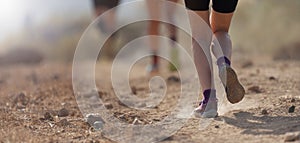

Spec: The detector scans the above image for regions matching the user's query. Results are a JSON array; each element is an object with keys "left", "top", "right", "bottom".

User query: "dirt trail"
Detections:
[{"left": 0, "top": 54, "right": 300, "bottom": 143}]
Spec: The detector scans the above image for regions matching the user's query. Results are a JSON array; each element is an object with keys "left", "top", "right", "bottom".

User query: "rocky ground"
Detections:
[{"left": 0, "top": 53, "right": 300, "bottom": 143}]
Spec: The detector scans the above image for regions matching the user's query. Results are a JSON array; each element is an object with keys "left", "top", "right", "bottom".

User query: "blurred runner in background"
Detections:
[
  {"left": 93, "top": 0, "right": 119, "bottom": 33},
  {"left": 93, "top": 0, "right": 180, "bottom": 74},
  {"left": 146, "top": 0, "right": 180, "bottom": 75}
]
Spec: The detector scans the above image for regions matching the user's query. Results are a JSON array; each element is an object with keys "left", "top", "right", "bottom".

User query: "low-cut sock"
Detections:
[
  {"left": 217, "top": 56, "right": 231, "bottom": 67},
  {"left": 201, "top": 89, "right": 217, "bottom": 105}
]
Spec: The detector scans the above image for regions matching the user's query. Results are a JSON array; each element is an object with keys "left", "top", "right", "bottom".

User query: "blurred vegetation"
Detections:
[
  {"left": 232, "top": 0, "right": 300, "bottom": 54},
  {"left": 0, "top": 0, "right": 299, "bottom": 63}
]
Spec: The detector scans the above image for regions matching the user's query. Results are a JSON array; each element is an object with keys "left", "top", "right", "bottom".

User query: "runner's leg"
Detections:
[
  {"left": 211, "top": 0, "right": 245, "bottom": 104},
  {"left": 146, "top": 0, "right": 161, "bottom": 74},
  {"left": 185, "top": 0, "right": 214, "bottom": 92}
]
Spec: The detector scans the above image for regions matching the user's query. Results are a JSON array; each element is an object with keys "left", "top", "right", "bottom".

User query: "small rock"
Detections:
[
  {"left": 104, "top": 103, "right": 113, "bottom": 109},
  {"left": 13, "top": 92, "right": 29, "bottom": 107},
  {"left": 72, "top": 136, "right": 83, "bottom": 140},
  {"left": 16, "top": 105, "right": 26, "bottom": 110},
  {"left": 167, "top": 76, "right": 180, "bottom": 83},
  {"left": 98, "top": 91, "right": 107, "bottom": 98},
  {"left": 57, "top": 119, "right": 70, "bottom": 127},
  {"left": 44, "top": 112, "right": 54, "bottom": 121},
  {"left": 248, "top": 86, "right": 262, "bottom": 93},
  {"left": 261, "top": 109, "right": 268, "bottom": 115},
  {"left": 48, "top": 122, "right": 55, "bottom": 128},
  {"left": 288, "top": 106, "right": 296, "bottom": 113},
  {"left": 132, "top": 117, "right": 143, "bottom": 125},
  {"left": 291, "top": 98, "right": 296, "bottom": 103},
  {"left": 86, "top": 114, "right": 105, "bottom": 125},
  {"left": 57, "top": 129, "right": 65, "bottom": 133},
  {"left": 131, "top": 86, "right": 137, "bottom": 95},
  {"left": 93, "top": 121, "right": 104, "bottom": 130},
  {"left": 85, "top": 114, "right": 105, "bottom": 130},
  {"left": 284, "top": 132, "right": 300, "bottom": 142},
  {"left": 57, "top": 108, "right": 69, "bottom": 117},
  {"left": 269, "top": 76, "right": 276, "bottom": 80}
]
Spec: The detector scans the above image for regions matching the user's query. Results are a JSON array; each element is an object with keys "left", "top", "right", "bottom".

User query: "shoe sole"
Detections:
[
  {"left": 201, "top": 109, "right": 218, "bottom": 118},
  {"left": 193, "top": 109, "right": 218, "bottom": 118},
  {"left": 220, "top": 67, "right": 245, "bottom": 104}
]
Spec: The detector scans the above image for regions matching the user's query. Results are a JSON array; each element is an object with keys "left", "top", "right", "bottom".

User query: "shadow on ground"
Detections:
[{"left": 221, "top": 111, "right": 300, "bottom": 135}]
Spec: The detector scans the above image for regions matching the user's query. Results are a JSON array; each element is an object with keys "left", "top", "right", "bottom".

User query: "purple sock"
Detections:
[
  {"left": 201, "top": 89, "right": 216, "bottom": 105},
  {"left": 217, "top": 56, "right": 231, "bottom": 67}
]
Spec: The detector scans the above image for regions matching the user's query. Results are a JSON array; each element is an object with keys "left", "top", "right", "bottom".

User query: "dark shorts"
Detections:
[
  {"left": 93, "top": 0, "right": 120, "bottom": 9},
  {"left": 184, "top": 0, "right": 238, "bottom": 13}
]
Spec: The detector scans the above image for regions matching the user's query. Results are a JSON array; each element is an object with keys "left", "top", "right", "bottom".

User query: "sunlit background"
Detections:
[
  {"left": 0, "top": 0, "right": 91, "bottom": 42},
  {"left": 0, "top": 0, "right": 299, "bottom": 64}
]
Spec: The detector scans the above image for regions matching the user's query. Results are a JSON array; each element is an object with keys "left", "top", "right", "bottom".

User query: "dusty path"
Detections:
[{"left": 0, "top": 55, "right": 300, "bottom": 143}]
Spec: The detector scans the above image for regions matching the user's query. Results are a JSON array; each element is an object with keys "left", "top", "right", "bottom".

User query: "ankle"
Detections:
[
  {"left": 217, "top": 56, "right": 231, "bottom": 68},
  {"left": 202, "top": 89, "right": 216, "bottom": 104}
]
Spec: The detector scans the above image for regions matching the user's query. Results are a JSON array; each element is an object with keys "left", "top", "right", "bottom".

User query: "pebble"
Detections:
[
  {"left": 97, "top": 91, "right": 107, "bottom": 98},
  {"left": 261, "top": 109, "right": 268, "bottom": 115},
  {"left": 57, "top": 119, "right": 70, "bottom": 127},
  {"left": 167, "top": 76, "right": 180, "bottom": 83},
  {"left": 48, "top": 122, "right": 55, "bottom": 128},
  {"left": 86, "top": 114, "right": 105, "bottom": 131},
  {"left": 132, "top": 117, "right": 143, "bottom": 125},
  {"left": 131, "top": 86, "right": 137, "bottom": 95},
  {"left": 57, "top": 108, "right": 69, "bottom": 117},
  {"left": 269, "top": 76, "right": 276, "bottom": 80},
  {"left": 291, "top": 98, "right": 296, "bottom": 103},
  {"left": 288, "top": 106, "right": 296, "bottom": 113},
  {"left": 248, "top": 86, "right": 262, "bottom": 93},
  {"left": 44, "top": 112, "right": 54, "bottom": 121},
  {"left": 104, "top": 103, "right": 113, "bottom": 109},
  {"left": 284, "top": 132, "right": 300, "bottom": 142},
  {"left": 13, "top": 92, "right": 29, "bottom": 106},
  {"left": 93, "top": 121, "right": 104, "bottom": 130},
  {"left": 86, "top": 114, "right": 105, "bottom": 126}
]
